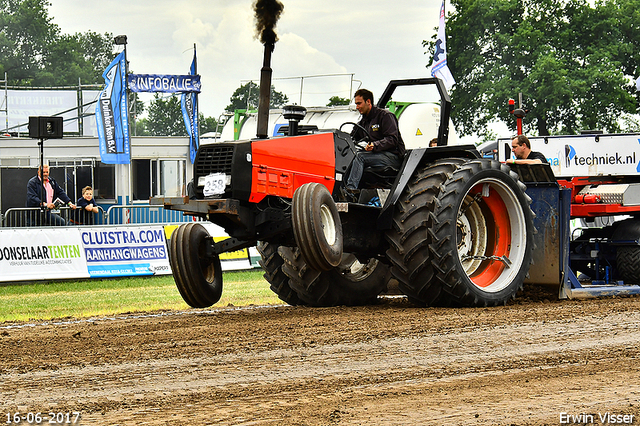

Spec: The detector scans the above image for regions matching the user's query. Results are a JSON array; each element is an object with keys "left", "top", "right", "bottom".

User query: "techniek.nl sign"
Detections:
[
  {"left": 498, "top": 134, "right": 640, "bottom": 178},
  {"left": 0, "top": 229, "right": 89, "bottom": 282},
  {"left": 80, "top": 226, "right": 171, "bottom": 277}
]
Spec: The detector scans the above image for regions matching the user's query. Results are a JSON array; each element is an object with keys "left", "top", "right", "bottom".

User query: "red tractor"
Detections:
[{"left": 153, "top": 62, "right": 538, "bottom": 308}]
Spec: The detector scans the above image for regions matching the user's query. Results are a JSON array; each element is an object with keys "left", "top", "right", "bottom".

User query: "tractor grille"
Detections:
[{"left": 195, "top": 145, "right": 235, "bottom": 176}]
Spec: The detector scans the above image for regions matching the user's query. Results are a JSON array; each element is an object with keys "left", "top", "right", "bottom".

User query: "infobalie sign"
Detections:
[{"left": 127, "top": 74, "right": 201, "bottom": 93}]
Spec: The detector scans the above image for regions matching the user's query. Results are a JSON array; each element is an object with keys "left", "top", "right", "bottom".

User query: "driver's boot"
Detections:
[{"left": 339, "top": 186, "right": 360, "bottom": 203}]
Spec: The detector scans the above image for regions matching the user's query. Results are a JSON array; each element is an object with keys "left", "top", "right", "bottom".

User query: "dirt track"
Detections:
[{"left": 1, "top": 285, "right": 639, "bottom": 426}]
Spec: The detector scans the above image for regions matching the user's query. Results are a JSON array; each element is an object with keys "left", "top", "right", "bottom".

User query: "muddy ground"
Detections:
[{"left": 1, "top": 284, "right": 639, "bottom": 426}]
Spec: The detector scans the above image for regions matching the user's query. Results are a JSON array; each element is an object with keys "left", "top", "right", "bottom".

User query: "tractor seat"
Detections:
[
  {"left": 361, "top": 165, "right": 400, "bottom": 189},
  {"left": 365, "top": 165, "right": 399, "bottom": 178}
]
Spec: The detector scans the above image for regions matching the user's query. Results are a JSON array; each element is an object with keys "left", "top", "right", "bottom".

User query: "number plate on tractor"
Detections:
[{"left": 201, "top": 173, "right": 227, "bottom": 196}]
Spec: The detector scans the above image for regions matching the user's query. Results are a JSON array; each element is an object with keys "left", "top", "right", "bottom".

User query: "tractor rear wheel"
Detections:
[
  {"left": 292, "top": 182, "right": 343, "bottom": 271},
  {"left": 280, "top": 247, "right": 390, "bottom": 306},
  {"left": 386, "top": 158, "right": 534, "bottom": 307},
  {"left": 612, "top": 219, "right": 640, "bottom": 284},
  {"left": 169, "top": 223, "right": 223, "bottom": 308},
  {"left": 257, "top": 241, "right": 304, "bottom": 305}
]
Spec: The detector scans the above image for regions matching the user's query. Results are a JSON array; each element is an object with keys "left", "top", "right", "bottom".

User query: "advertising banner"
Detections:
[
  {"left": 81, "top": 90, "right": 101, "bottom": 137},
  {"left": 96, "top": 51, "right": 130, "bottom": 164},
  {"left": 497, "top": 134, "right": 640, "bottom": 178},
  {"left": 5, "top": 90, "right": 79, "bottom": 134},
  {"left": 127, "top": 74, "right": 201, "bottom": 93},
  {"left": 0, "top": 224, "right": 255, "bottom": 283},
  {"left": 0, "top": 228, "right": 89, "bottom": 281},
  {"left": 80, "top": 226, "right": 171, "bottom": 277},
  {"left": 164, "top": 223, "right": 252, "bottom": 271}
]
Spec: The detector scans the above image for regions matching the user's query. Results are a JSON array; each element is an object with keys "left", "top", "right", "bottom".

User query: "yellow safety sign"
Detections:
[{"left": 164, "top": 224, "right": 248, "bottom": 260}]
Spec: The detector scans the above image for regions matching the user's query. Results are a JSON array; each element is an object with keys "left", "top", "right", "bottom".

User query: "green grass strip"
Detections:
[{"left": 0, "top": 269, "right": 282, "bottom": 323}]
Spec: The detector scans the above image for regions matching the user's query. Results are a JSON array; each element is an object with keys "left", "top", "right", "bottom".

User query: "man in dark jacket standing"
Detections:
[
  {"left": 26, "top": 164, "right": 76, "bottom": 226},
  {"left": 344, "top": 88, "right": 405, "bottom": 191}
]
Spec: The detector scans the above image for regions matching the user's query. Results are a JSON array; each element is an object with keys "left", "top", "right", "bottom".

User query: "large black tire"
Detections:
[
  {"left": 280, "top": 246, "right": 390, "bottom": 306},
  {"left": 292, "top": 183, "right": 343, "bottom": 271},
  {"left": 257, "top": 241, "right": 304, "bottom": 305},
  {"left": 386, "top": 158, "right": 534, "bottom": 307},
  {"left": 612, "top": 218, "right": 640, "bottom": 284},
  {"left": 169, "top": 223, "right": 223, "bottom": 308}
]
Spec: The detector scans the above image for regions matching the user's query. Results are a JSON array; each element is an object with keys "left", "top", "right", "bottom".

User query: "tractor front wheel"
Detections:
[
  {"left": 292, "top": 182, "right": 343, "bottom": 271},
  {"left": 169, "top": 223, "right": 223, "bottom": 308}
]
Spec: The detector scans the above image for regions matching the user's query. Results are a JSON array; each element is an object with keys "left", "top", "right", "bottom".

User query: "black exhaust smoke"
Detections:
[{"left": 254, "top": 0, "right": 284, "bottom": 139}]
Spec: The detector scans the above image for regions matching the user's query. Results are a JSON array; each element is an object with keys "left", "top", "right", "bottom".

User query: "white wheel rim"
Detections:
[
  {"left": 457, "top": 178, "right": 527, "bottom": 293},
  {"left": 320, "top": 204, "right": 336, "bottom": 245}
]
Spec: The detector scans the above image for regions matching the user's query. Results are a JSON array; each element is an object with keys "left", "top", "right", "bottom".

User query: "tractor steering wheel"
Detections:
[{"left": 339, "top": 122, "right": 371, "bottom": 151}]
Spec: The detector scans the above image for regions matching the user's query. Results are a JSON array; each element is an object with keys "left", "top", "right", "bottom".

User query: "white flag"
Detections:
[{"left": 430, "top": 0, "right": 456, "bottom": 92}]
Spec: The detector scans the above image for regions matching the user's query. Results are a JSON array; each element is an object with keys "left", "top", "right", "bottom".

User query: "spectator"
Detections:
[
  {"left": 75, "top": 186, "right": 99, "bottom": 225},
  {"left": 26, "top": 164, "right": 76, "bottom": 226},
  {"left": 507, "top": 135, "right": 549, "bottom": 164},
  {"left": 429, "top": 138, "right": 438, "bottom": 147}
]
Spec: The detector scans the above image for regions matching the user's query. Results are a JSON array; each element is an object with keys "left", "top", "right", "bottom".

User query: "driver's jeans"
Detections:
[{"left": 345, "top": 151, "right": 402, "bottom": 189}]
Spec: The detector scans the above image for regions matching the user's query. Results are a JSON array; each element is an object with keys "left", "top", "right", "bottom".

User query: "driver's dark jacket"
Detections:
[{"left": 351, "top": 106, "right": 405, "bottom": 157}]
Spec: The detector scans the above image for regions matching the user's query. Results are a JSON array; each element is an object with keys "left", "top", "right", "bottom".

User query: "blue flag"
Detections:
[
  {"left": 181, "top": 47, "right": 200, "bottom": 163},
  {"left": 96, "top": 51, "right": 130, "bottom": 164}
]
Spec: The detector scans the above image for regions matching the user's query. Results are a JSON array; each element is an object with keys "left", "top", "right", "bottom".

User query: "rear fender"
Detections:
[{"left": 376, "top": 145, "right": 481, "bottom": 229}]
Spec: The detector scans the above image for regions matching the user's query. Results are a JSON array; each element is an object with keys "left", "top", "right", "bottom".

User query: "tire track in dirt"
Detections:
[{"left": 2, "top": 304, "right": 639, "bottom": 425}]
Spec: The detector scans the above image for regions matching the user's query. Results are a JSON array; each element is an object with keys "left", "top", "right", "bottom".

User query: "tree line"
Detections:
[
  {"left": 436, "top": 0, "right": 640, "bottom": 139},
  {"left": 5, "top": 0, "right": 636, "bottom": 139},
  {"left": 0, "top": 0, "right": 350, "bottom": 137}
]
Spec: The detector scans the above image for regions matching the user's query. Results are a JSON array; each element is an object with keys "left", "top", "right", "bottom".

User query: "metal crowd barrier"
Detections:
[
  {"left": 105, "top": 205, "right": 197, "bottom": 225},
  {"left": 2, "top": 204, "right": 198, "bottom": 228},
  {"left": 2, "top": 206, "right": 107, "bottom": 227}
]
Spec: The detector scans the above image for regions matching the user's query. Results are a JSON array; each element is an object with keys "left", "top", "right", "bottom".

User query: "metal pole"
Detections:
[
  {"left": 39, "top": 138, "right": 46, "bottom": 214},
  {"left": 299, "top": 77, "right": 303, "bottom": 105},
  {"left": 517, "top": 92, "right": 524, "bottom": 136},
  {"left": 77, "top": 77, "right": 83, "bottom": 136},
  {"left": 349, "top": 74, "right": 354, "bottom": 100},
  {"left": 3, "top": 72, "right": 7, "bottom": 133},
  {"left": 124, "top": 40, "right": 131, "bottom": 140},
  {"left": 193, "top": 43, "right": 199, "bottom": 156}
]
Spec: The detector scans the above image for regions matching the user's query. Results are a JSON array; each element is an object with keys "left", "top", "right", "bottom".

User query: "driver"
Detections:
[{"left": 344, "top": 88, "right": 405, "bottom": 191}]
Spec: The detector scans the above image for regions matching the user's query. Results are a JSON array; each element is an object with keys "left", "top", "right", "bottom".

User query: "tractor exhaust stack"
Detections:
[
  {"left": 256, "top": 43, "right": 273, "bottom": 139},
  {"left": 254, "top": 0, "right": 283, "bottom": 139}
]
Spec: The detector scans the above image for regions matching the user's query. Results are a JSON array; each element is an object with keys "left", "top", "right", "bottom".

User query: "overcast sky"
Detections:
[{"left": 48, "top": 0, "right": 445, "bottom": 120}]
